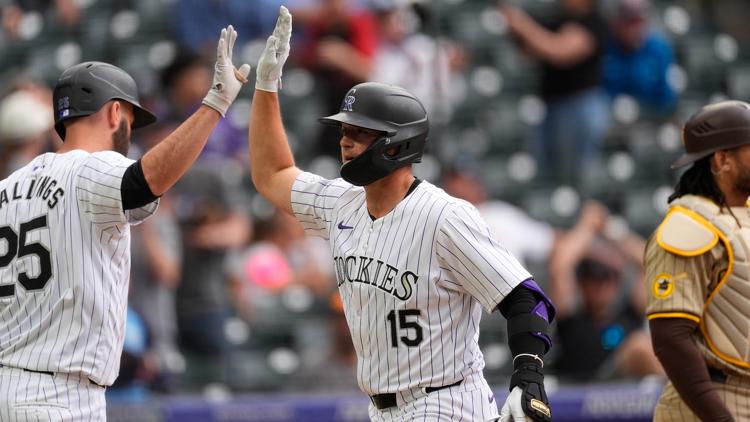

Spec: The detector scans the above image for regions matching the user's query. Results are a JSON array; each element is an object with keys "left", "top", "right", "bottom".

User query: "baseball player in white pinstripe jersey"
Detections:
[
  {"left": 250, "top": 7, "right": 555, "bottom": 421},
  {"left": 0, "top": 26, "right": 250, "bottom": 421}
]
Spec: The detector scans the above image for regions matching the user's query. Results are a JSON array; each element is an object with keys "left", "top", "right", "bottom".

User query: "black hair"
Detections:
[
  {"left": 668, "top": 156, "right": 726, "bottom": 205},
  {"left": 160, "top": 48, "right": 205, "bottom": 91},
  {"left": 575, "top": 258, "right": 620, "bottom": 283}
]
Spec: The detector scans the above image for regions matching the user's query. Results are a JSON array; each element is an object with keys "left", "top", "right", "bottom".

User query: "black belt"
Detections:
[
  {"left": 708, "top": 366, "right": 728, "bottom": 384},
  {"left": 22, "top": 367, "right": 54, "bottom": 376},
  {"left": 1, "top": 364, "right": 105, "bottom": 388},
  {"left": 370, "top": 380, "right": 463, "bottom": 410}
]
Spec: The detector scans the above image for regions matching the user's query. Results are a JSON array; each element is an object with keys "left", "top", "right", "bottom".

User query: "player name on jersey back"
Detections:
[{"left": 0, "top": 176, "right": 65, "bottom": 211}]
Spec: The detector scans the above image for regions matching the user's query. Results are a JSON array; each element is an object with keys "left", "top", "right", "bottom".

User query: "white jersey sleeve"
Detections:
[
  {"left": 75, "top": 151, "right": 158, "bottom": 226},
  {"left": 437, "top": 202, "right": 532, "bottom": 313},
  {"left": 290, "top": 171, "right": 355, "bottom": 240}
]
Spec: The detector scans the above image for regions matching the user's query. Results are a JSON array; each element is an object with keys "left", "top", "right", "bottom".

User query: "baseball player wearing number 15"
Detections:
[
  {"left": 0, "top": 26, "right": 249, "bottom": 421},
  {"left": 250, "top": 7, "right": 555, "bottom": 421}
]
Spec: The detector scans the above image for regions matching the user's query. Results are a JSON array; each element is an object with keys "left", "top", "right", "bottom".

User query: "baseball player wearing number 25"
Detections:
[
  {"left": 646, "top": 100, "right": 750, "bottom": 421},
  {"left": 0, "top": 26, "right": 249, "bottom": 421},
  {"left": 250, "top": 7, "right": 554, "bottom": 422}
]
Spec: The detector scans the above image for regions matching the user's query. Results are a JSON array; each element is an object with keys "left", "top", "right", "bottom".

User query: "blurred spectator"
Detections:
[
  {"left": 254, "top": 209, "right": 333, "bottom": 294},
  {"left": 441, "top": 166, "right": 556, "bottom": 267},
  {"left": 501, "top": 0, "right": 610, "bottom": 187},
  {"left": 236, "top": 208, "right": 335, "bottom": 321},
  {"left": 108, "top": 308, "right": 151, "bottom": 402},
  {"left": 602, "top": 0, "right": 677, "bottom": 116},
  {"left": 171, "top": 0, "right": 281, "bottom": 55},
  {"left": 1, "top": 0, "right": 80, "bottom": 40},
  {"left": 0, "top": 89, "right": 54, "bottom": 178},
  {"left": 369, "top": 2, "right": 464, "bottom": 121},
  {"left": 171, "top": 164, "right": 252, "bottom": 385},
  {"left": 295, "top": 294, "right": 358, "bottom": 392},
  {"left": 293, "top": 0, "right": 378, "bottom": 158},
  {"left": 129, "top": 192, "right": 184, "bottom": 393},
  {"left": 548, "top": 202, "right": 663, "bottom": 382},
  {"left": 153, "top": 47, "right": 253, "bottom": 387},
  {"left": 160, "top": 49, "right": 247, "bottom": 166},
  {"left": 701, "top": 0, "right": 750, "bottom": 45}
]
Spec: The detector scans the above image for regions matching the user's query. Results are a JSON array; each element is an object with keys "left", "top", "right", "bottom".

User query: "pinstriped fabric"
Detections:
[
  {"left": 0, "top": 151, "right": 158, "bottom": 389},
  {"left": 647, "top": 198, "right": 750, "bottom": 420},
  {"left": 291, "top": 172, "right": 528, "bottom": 417},
  {"left": 644, "top": 235, "right": 724, "bottom": 319},
  {"left": 653, "top": 376, "right": 750, "bottom": 421},
  {"left": 368, "top": 378, "right": 500, "bottom": 421},
  {"left": 0, "top": 367, "right": 105, "bottom": 421}
]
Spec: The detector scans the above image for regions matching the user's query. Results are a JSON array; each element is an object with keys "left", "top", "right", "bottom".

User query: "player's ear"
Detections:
[
  {"left": 711, "top": 151, "right": 731, "bottom": 175},
  {"left": 105, "top": 101, "right": 121, "bottom": 130}
]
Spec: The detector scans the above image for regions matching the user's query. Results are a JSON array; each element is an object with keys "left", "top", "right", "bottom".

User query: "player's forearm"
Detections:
[
  {"left": 514, "top": 22, "right": 591, "bottom": 68},
  {"left": 616, "top": 232, "right": 647, "bottom": 266},
  {"left": 249, "top": 90, "right": 296, "bottom": 194},
  {"left": 498, "top": 281, "right": 554, "bottom": 421},
  {"left": 140, "top": 106, "right": 220, "bottom": 196},
  {"left": 650, "top": 318, "right": 734, "bottom": 421}
]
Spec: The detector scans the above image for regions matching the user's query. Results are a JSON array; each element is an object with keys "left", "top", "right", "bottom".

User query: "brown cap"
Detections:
[{"left": 672, "top": 100, "right": 750, "bottom": 169}]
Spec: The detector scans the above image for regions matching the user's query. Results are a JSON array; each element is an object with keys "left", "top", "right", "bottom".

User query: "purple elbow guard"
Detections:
[
  {"left": 521, "top": 279, "right": 556, "bottom": 322},
  {"left": 521, "top": 279, "right": 556, "bottom": 350}
]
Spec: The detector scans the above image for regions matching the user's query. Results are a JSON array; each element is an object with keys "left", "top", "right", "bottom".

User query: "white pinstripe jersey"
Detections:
[
  {"left": 291, "top": 172, "right": 531, "bottom": 395},
  {"left": 0, "top": 150, "right": 157, "bottom": 386}
]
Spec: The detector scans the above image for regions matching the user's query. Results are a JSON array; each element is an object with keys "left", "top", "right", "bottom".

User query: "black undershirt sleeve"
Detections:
[
  {"left": 121, "top": 160, "right": 159, "bottom": 211},
  {"left": 650, "top": 318, "right": 734, "bottom": 422}
]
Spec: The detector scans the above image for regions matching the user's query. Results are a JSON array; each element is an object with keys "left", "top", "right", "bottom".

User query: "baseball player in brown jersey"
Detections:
[{"left": 645, "top": 100, "right": 750, "bottom": 422}]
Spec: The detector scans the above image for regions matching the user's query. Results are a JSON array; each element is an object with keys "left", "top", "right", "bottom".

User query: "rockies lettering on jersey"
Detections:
[
  {"left": 291, "top": 171, "right": 531, "bottom": 395},
  {"left": 0, "top": 150, "right": 158, "bottom": 387},
  {"left": 334, "top": 255, "right": 418, "bottom": 300}
]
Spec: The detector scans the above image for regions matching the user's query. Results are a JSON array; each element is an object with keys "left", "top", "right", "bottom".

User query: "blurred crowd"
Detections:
[{"left": 1, "top": 0, "right": 748, "bottom": 401}]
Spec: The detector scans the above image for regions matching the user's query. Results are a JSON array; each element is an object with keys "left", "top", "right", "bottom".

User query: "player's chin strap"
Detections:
[{"left": 498, "top": 279, "right": 555, "bottom": 422}]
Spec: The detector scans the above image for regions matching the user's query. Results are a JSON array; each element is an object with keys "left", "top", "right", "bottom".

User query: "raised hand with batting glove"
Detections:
[
  {"left": 202, "top": 24, "right": 251, "bottom": 117},
  {"left": 256, "top": 6, "right": 292, "bottom": 92}
]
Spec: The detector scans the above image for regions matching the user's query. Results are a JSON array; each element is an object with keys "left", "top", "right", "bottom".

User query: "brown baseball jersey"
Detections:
[
  {"left": 646, "top": 195, "right": 750, "bottom": 421},
  {"left": 644, "top": 234, "right": 726, "bottom": 324}
]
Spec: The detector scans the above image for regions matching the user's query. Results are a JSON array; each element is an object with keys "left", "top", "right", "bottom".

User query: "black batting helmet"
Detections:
[
  {"left": 52, "top": 61, "right": 156, "bottom": 140},
  {"left": 319, "top": 82, "right": 429, "bottom": 186},
  {"left": 672, "top": 100, "right": 750, "bottom": 168}
]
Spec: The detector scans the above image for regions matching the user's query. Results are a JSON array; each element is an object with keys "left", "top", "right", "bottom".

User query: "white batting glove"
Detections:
[
  {"left": 256, "top": 5, "right": 292, "bottom": 92},
  {"left": 202, "top": 25, "right": 251, "bottom": 117},
  {"left": 499, "top": 387, "right": 526, "bottom": 422}
]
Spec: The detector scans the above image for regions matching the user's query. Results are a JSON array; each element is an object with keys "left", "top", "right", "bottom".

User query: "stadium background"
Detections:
[{"left": 0, "top": 0, "right": 748, "bottom": 420}]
